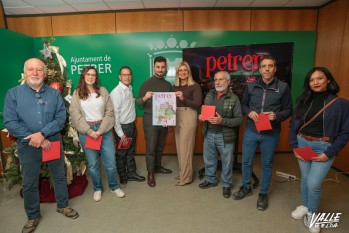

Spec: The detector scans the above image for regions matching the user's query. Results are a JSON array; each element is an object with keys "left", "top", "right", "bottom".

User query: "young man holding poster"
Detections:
[
  {"left": 136, "top": 56, "right": 173, "bottom": 187},
  {"left": 4, "top": 58, "right": 79, "bottom": 233},
  {"left": 232, "top": 55, "right": 293, "bottom": 211},
  {"left": 110, "top": 66, "right": 145, "bottom": 184},
  {"left": 198, "top": 71, "right": 242, "bottom": 198}
]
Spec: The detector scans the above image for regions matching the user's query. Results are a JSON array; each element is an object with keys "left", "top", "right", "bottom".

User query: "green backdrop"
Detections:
[{"left": 1, "top": 29, "right": 316, "bottom": 129}]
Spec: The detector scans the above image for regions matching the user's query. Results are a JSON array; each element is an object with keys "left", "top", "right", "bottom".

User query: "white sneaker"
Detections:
[
  {"left": 111, "top": 188, "right": 125, "bottom": 198},
  {"left": 93, "top": 190, "right": 102, "bottom": 202},
  {"left": 291, "top": 205, "right": 308, "bottom": 219},
  {"left": 304, "top": 212, "right": 321, "bottom": 233}
]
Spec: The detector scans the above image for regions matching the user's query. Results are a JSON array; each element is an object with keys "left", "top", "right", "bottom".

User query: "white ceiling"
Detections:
[{"left": 1, "top": 0, "right": 333, "bottom": 16}]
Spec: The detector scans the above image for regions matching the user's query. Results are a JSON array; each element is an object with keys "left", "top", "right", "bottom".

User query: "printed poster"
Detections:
[{"left": 152, "top": 92, "right": 176, "bottom": 126}]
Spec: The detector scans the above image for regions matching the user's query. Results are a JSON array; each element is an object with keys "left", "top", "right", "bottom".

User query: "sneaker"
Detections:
[
  {"left": 232, "top": 186, "right": 252, "bottom": 200},
  {"left": 22, "top": 218, "right": 40, "bottom": 233},
  {"left": 111, "top": 188, "right": 125, "bottom": 198},
  {"left": 93, "top": 190, "right": 102, "bottom": 202},
  {"left": 304, "top": 212, "right": 321, "bottom": 233},
  {"left": 257, "top": 193, "right": 268, "bottom": 211},
  {"left": 56, "top": 206, "right": 79, "bottom": 219},
  {"left": 291, "top": 205, "right": 308, "bottom": 219}
]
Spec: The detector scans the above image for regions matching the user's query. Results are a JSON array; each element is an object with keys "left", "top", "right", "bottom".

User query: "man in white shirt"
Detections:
[{"left": 110, "top": 66, "right": 145, "bottom": 184}]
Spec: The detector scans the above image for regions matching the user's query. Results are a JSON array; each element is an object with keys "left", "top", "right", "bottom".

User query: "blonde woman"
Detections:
[{"left": 173, "top": 61, "right": 203, "bottom": 186}]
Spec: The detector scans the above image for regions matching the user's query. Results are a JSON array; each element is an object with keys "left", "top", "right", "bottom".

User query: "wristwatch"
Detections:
[{"left": 40, "top": 131, "right": 46, "bottom": 138}]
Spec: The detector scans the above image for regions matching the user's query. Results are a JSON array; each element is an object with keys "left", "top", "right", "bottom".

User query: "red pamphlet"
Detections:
[
  {"left": 85, "top": 136, "right": 102, "bottom": 150},
  {"left": 201, "top": 105, "right": 216, "bottom": 121},
  {"left": 294, "top": 146, "right": 318, "bottom": 161},
  {"left": 42, "top": 141, "right": 61, "bottom": 162},
  {"left": 255, "top": 113, "right": 272, "bottom": 131},
  {"left": 117, "top": 138, "right": 132, "bottom": 149}
]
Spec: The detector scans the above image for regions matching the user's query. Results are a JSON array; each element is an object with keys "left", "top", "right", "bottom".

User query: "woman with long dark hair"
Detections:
[
  {"left": 70, "top": 66, "right": 125, "bottom": 202},
  {"left": 289, "top": 67, "right": 349, "bottom": 233}
]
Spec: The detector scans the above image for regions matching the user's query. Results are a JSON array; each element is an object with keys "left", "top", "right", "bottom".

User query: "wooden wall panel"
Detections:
[
  {"left": 116, "top": 10, "right": 183, "bottom": 33},
  {"left": 333, "top": 1, "right": 349, "bottom": 172},
  {"left": 0, "top": 3, "right": 5, "bottom": 28},
  {"left": 184, "top": 10, "right": 251, "bottom": 31},
  {"left": 52, "top": 13, "right": 115, "bottom": 36},
  {"left": 251, "top": 10, "right": 317, "bottom": 31},
  {"left": 6, "top": 16, "right": 52, "bottom": 37},
  {"left": 315, "top": 0, "right": 349, "bottom": 78}
]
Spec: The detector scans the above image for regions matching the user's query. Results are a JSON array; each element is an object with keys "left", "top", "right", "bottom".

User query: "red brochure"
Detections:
[
  {"left": 85, "top": 136, "right": 102, "bottom": 150},
  {"left": 201, "top": 105, "right": 216, "bottom": 121},
  {"left": 117, "top": 138, "right": 132, "bottom": 149},
  {"left": 255, "top": 113, "right": 272, "bottom": 131},
  {"left": 294, "top": 146, "right": 318, "bottom": 161},
  {"left": 42, "top": 141, "right": 61, "bottom": 162}
]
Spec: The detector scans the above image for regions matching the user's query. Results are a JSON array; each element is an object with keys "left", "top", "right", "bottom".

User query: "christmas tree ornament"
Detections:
[{"left": 50, "top": 81, "right": 64, "bottom": 93}]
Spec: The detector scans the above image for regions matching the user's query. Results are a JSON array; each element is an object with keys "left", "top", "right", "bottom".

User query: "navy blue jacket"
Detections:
[
  {"left": 289, "top": 94, "right": 349, "bottom": 158},
  {"left": 242, "top": 77, "right": 293, "bottom": 132}
]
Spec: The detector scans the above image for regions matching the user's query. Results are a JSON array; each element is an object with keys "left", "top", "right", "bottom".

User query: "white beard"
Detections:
[{"left": 215, "top": 84, "right": 228, "bottom": 92}]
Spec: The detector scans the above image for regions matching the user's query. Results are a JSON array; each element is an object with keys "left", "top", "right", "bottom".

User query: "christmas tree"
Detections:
[{"left": 5, "top": 38, "right": 86, "bottom": 188}]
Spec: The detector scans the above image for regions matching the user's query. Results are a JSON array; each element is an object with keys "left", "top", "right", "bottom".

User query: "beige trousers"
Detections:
[{"left": 174, "top": 107, "right": 198, "bottom": 184}]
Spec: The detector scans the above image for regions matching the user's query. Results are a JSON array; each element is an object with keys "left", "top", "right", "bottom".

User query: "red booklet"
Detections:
[
  {"left": 85, "top": 136, "right": 102, "bottom": 150},
  {"left": 42, "top": 141, "right": 61, "bottom": 162},
  {"left": 117, "top": 138, "right": 132, "bottom": 149},
  {"left": 294, "top": 146, "right": 318, "bottom": 161},
  {"left": 255, "top": 113, "right": 272, "bottom": 131},
  {"left": 201, "top": 105, "right": 216, "bottom": 120}
]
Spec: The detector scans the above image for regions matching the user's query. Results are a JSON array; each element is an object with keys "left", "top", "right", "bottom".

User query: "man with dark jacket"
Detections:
[
  {"left": 136, "top": 56, "right": 173, "bottom": 187},
  {"left": 198, "top": 71, "right": 242, "bottom": 198},
  {"left": 232, "top": 55, "right": 293, "bottom": 211}
]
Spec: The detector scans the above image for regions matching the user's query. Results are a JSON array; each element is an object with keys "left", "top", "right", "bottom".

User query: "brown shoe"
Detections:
[
  {"left": 147, "top": 172, "right": 156, "bottom": 187},
  {"left": 22, "top": 218, "right": 40, "bottom": 233},
  {"left": 57, "top": 206, "right": 79, "bottom": 219}
]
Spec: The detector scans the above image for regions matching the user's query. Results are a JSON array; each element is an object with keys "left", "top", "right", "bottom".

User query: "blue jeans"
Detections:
[
  {"left": 203, "top": 132, "right": 234, "bottom": 188},
  {"left": 241, "top": 127, "right": 280, "bottom": 194},
  {"left": 79, "top": 125, "right": 119, "bottom": 191},
  {"left": 297, "top": 135, "right": 333, "bottom": 213},
  {"left": 17, "top": 134, "right": 68, "bottom": 220}
]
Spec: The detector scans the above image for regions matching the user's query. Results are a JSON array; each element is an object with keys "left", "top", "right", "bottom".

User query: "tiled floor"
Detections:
[{"left": 0, "top": 154, "right": 348, "bottom": 233}]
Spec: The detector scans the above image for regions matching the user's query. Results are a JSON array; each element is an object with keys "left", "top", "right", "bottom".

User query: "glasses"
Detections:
[
  {"left": 85, "top": 73, "right": 97, "bottom": 77},
  {"left": 120, "top": 74, "right": 132, "bottom": 77},
  {"left": 35, "top": 93, "right": 45, "bottom": 105}
]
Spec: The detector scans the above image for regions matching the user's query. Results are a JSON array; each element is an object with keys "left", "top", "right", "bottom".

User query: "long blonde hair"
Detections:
[{"left": 174, "top": 61, "right": 196, "bottom": 87}]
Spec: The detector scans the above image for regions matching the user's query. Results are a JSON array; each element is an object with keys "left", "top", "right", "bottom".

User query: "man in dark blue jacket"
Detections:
[{"left": 232, "top": 55, "right": 292, "bottom": 211}]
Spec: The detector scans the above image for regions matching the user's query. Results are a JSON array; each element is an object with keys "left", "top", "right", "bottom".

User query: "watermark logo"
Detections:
[{"left": 309, "top": 212, "right": 341, "bottom": 229}]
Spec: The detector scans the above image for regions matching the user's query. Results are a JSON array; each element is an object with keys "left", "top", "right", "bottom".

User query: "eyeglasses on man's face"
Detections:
[
  {"left": 120, "top": 74, "right": 132, "bottom": 77},
  {"left": 35, "top": 93, "right": 45, "bottom": 104}
]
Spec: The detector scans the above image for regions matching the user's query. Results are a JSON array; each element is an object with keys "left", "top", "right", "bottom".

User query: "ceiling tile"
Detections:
[
  {"left": 71, "top": 3, "right": 111, "bottom": 12},
  {"left": 106, "top": 1, "right": 144, "bottom": 10},
  {"left": 1, "top": 0, "right": 31, "bottom": 7},
  {"left": 4, "top": 7, "right": 45, "bottom": 15},
  {"left": 37, "top": 5, "right": 77, "bottom": 14},
  {"left": 215, "top": 0, "right": 254, "bottom": 7},
  {"left": 179, "top": 0, "right": 216, "bottom": 8},
  {"left": 64, "top": 0, "right": 104, "bottom": 4},
  {"left": 285, "top": 0, "right": 330, "bottom": 7},
  {"left": 250, "top": 0, "right": 290, "bottom": 7},
  {"left": 143, "top": 0, "right": 180, "bottom": 9},
  {"left": 23, "top": 0, "right": 66, "bottom": 6}
]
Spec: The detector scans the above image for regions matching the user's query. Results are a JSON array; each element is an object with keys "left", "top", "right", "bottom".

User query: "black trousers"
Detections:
[
  {"left": 143, "top": 113, "right": 168, "bottom": 172},
  {"left": 115, "top": 122, "right": 137, "bottom": 176}
]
